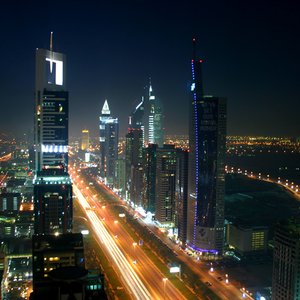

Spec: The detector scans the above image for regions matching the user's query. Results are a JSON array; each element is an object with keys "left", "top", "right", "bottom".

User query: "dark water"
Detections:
[
  {"left": 225, "top": 174, "right": 300, "bottom": 229},
  {"left": 226, "top": 152, "right": 300, "bottom": 183}
]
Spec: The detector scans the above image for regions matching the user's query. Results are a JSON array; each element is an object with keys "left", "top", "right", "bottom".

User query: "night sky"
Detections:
[{"left": 0, "top": 1, "right": 300, "bottom": 138}]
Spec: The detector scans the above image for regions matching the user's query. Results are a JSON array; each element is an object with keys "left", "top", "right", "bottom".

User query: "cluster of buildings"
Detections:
[
  {"left": 88, "top": 38, "right": 300, "bottom": 300},
  {"left": 1, "top": 35, "right": 300, "bottom": 300},
  {"left": 96, "top": 39, "right": 227, "bottom": 256}
]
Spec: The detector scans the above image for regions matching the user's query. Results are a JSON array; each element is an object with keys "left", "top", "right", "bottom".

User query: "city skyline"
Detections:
[{"left": 1, "top": 1, "right": 300, "bottom": 138}]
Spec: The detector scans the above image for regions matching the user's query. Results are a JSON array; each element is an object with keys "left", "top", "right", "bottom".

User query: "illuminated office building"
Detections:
[
  {"left": 33, "top": 34, "right": 72, "bottom": 235},
  {"left": 155, "top": 145, "right": 177, "bottom": 226},
  {"left": 142, "top": 144, "right": 177, "bottom": 226},
  {"left": 33, "top": 170, "right": 72, "bottom": 234},
  {"left": 187, "top": 39, "right": 226, "bottom": 254},
  {"left": 145, "top": 82, "right": 164, "bottom": 146},
  {"left": 81, "top": 129, "right": 89, "bottom": 151},
  {"left": 34, "top": 35, "right": 69, "bottom": 172},
  {"left": 227, "top": 224, "right": 268, "bottom": 255},
  {"left": 99, "top": 100, "right": 119, "bottom": 185}
]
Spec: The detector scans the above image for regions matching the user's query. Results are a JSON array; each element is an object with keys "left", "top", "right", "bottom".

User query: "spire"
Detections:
[
  {"left": 101, "top": 99, "right": 110, "bottom": 115},
  {"left": 149, "top": 77, "right": 152, "bottom": 95},
  {"left": 149, "top": 78, "right": 155, "bottom": 100},
  {"left": 191, "top": 37, "right": 204, "bottom": 97},
  {"left": 192, "top": 37, "right": 196, "bottom": 61},
  {"left": 50, "top": 31, "right": 53, "bottom": 52}
]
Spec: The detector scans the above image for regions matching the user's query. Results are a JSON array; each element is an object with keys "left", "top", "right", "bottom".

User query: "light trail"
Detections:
[
  {"left": 73, "top": 184, "right": 152, "bottom": 300},
  {"left": 0, "top": 152, "right": 12, "bottom": 162}
]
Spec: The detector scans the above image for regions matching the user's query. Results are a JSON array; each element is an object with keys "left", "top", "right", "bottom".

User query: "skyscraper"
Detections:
[
  {"left": 33, "top": 34, "right": 72, "bottom": 235},
  {"left": 34, "top": 35, "right": 69, "bottom": 172},
  {"left": 129, "top": 97, "right": 145, "bottom": 131},
  {"left": 155, "top": 145, "right": 177, "bottom": 226},
  {"left": 187, "top": 39, "right": 226, "bottom": 254},
  {"left": 146, "top": 82, "right": 164, "bottom": 146},
  {"left": 125, "top": 128, "right": 143, "bottom": 203},
  {"left": 99, "top": 100, "right": 119, "bottom": 185},
  {"left": 114, "top": 158, "right": 126, "bottom": 196},
  {"left": 175, "top": 149, "right": 189, "bottom": 245},
  {"left": 124, "top": 98, "right": 145, "bottom": 203},
  {"left": 33, "top": 170, "right": 73, "bottom": 234},
  {"left": 142, "top": 144, "right": 157, "bottom": 213},
  {"left": 272, "top": 218, "right": 300, "bottom": 300}
]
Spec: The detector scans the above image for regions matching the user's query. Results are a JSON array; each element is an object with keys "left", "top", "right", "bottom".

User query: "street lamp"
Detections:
[
  {"left": 162, "top": 277, "right": 168, "bottom": 300},
  {"left": 225, "top": 273, "right": 229, "bottom": 284},
  {"left": 242, "top": 287, "right": 246, "bottom": 298}
]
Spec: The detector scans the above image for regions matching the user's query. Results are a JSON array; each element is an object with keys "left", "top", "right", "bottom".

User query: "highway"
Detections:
[
  {"left": 71, "top": 165, "right": 253, "bottom": 300},
  {"left": 73, "top": 183, "right": 152, "bottom": 300},
  {"left": 72, "top": 174, "right": 188, "bottom": 299},
  {"left": 84, "top": 172, "right": 250, "bottom": 299},
  {"left": 142, "top": 221, "right": 247, "bottom": 299}
]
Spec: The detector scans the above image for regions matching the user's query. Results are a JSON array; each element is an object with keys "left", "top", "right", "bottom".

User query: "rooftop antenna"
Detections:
[
  {"left": 192, "top": 37, "right": 196, "bottom": 60},
  {"left": 50, "top": 31, "right": 53, "bottom": 51},
  {"left": 192, "top": 37, "right": 204, "bottom": 97},
  {"left": 149, "top": 77, "right": 152, "bottom": 96}
]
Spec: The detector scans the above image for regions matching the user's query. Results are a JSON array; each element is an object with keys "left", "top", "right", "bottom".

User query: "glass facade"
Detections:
[
  {"left": 34, "top": 47, "right": 72, "bottom": 235},
  {"left": 187, "top": 42, "right": 226, "bottom": 254}
]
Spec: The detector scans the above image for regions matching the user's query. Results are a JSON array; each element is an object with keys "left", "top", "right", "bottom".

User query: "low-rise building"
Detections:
[{"left": 227, "top": 224, "right": 268, "bottom": 255}]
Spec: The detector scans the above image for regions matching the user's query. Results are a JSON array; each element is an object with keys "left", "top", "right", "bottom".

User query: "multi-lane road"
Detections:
[
  {"left": 72, "top": 168, "right": 189, "bottom": 300},
  {"left": 71, "top": 164, "right": 251, "bottom": 299}
]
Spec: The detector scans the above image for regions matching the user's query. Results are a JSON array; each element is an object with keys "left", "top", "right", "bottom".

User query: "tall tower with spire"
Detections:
[
  {"left": 145, "top": 80, "right": 164, "bottom": 146},
  {"left": 99, "top": 100, "right": 119, "bottom": 185},
  {"left": 187, "top": 38, "right": 227, "bottom": 255},
  {"left": 34, "top": 32, "right": 68, "bottom": 171},
  {"left": 33, "top": 33, "right": 72, "bottom": 235}
]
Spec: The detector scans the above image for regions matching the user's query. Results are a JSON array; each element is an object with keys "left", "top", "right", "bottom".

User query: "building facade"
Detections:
[
  {"left": 33, "top": 38, "right": 72, "bottom": 235},
  {"left": 227, "top": 224, "right": 268, "bottom": 255},
  {"left": 154, "top": 145, "right": 177, "bottom": 226},
  {"left": 125, "top": 128, "right": 143, "bottom": 200},
  {"left": 145, "top": 83, "right": 164, "bottom": 146},
  {"left": 175, "top": 149, "right": 189, "bottom": 245},
  {"left": 34, "top": 47, "right": 69, "bottom": 172},
  {"left": 0, "top": 193, "right": 22, "bottom": 212},
  {"left": 33, "top": 170, "right": 73, "bottom": 234},
  {"left": 272, "top": 219, "right": 300, "bottom": 300},
  {"left": 187, "top": 39, "right": 227, "bottom": 254},
  {"left": 142, "top": 144, "right": 157, "bottom": 213},
  {"left": 114, "top": 158, "right": 126, "bottom": 196}
]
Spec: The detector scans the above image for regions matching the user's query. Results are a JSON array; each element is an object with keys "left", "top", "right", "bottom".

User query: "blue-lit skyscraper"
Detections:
[
  {"left": 187, "top": 39, "right": 226, "bottom": 254},
  {"left": 99, "top": 100, "right": 119, "bottom": 185}
]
